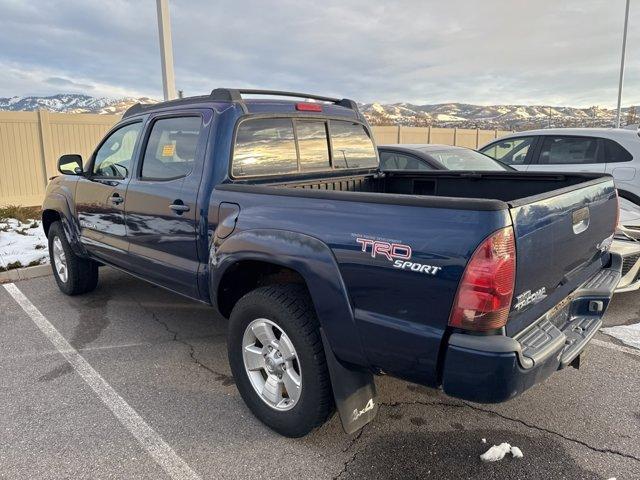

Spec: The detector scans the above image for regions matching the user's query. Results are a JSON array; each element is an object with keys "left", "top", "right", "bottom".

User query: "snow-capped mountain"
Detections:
[
  {"left": 361, "top": 102, "right": 637, "bottom": 129},
  {"left": 0, "top": 94, "right": 156, "bottom": 115},
  {"left": 1, "top": 94, "right": 637, "bottom": 130}
]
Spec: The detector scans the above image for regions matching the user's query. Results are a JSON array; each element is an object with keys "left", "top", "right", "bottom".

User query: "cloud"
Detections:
[
  {"left": 0, "top": 0, "right": 637, "bottom": 107},
  {"left": 45, "top": 77, "right": 95, "bottom": 90},
  {"left": 0, "top": 60, "right": 153, "bottom": 98}
]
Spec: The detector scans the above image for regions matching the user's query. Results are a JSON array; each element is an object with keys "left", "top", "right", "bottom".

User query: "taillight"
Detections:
[
  {"left": 448, "top": 226, "right": 516, "bottom": 332},
  {"left": 296, "top": 102, "right": 322, "bottom": 112}
]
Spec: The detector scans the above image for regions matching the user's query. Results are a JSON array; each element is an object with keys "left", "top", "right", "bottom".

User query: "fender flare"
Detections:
[
  {"left": 210, "top": 228, "right": 368, "bottom": 366},
  {"left": 42, "top": 192, "right": 87, "bottom": 257}
]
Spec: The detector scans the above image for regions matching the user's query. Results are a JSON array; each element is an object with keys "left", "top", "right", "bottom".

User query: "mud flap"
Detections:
[{"left": 320, "top": 329, "right": 379, "bottom": 434}]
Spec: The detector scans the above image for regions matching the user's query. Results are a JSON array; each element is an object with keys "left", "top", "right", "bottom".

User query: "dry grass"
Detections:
[
  {"left": 0, "top": 261, "right": 23, "bottom": 272},
  {"left": 0, "top": 205, "right": 41, "bottom": 223}
]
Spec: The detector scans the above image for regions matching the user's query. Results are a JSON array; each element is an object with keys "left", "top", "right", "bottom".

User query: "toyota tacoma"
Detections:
[{"left": 42, "top": 89, "right": 621, "bottom": 437}]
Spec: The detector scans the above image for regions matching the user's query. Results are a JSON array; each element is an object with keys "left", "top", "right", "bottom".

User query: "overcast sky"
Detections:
[{"left": 0, "top": 0, "right": 638, "bottom": 107}]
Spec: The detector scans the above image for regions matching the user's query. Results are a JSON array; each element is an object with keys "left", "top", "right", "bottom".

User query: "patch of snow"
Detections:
[
  {"left": 480, "top": 442, "right": 523, "bottom": 462},
  {"left": 0, "top": 218, "right": 49, "bottom": 269},
  {"left": 510, "top": 446, "right": 523, "bottom": 458},
  {"left": 601, "top": 323, "right": 640, "bottom": 350},
  {"left": 480, "top": 442, "right": 511, "bottom": 462},
  {"left": 435, "top": 113, "right": 465, "bottom": 122},
  {"left": 371, "top": 102, "right": 386, "bottom": 114},
  {"left": 481, "top": 438, "right": 486, "bottom": 444}
]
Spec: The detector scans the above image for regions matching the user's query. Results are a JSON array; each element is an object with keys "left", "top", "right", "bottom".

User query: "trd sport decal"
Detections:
[{"left": 355, "top": 237, "right": 442, "bottom": 275}]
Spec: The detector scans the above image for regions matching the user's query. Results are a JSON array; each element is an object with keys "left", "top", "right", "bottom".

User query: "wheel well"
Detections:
[
  {"left": 42, "top": 209, "right": 61, "bottom": 237},
  {"left": 217, "top": 260, "right": 307, "bottom": 318}
]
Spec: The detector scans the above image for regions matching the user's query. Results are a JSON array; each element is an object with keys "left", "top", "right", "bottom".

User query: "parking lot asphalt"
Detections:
[{"left": 1, "top": 267, "right": 639, "bottom": 479}]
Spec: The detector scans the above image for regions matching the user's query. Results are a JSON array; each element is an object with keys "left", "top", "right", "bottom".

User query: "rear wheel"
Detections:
[
  {"left": 48, "top": 221, "right": 98, "bottom": 295},
  {"left": 227, "top": 284, "right": 333, "bottom": 437}
]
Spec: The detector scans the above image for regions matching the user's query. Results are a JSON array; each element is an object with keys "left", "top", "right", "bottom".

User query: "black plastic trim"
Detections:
[{"left": 215, "top": 183, "right": 508, "bottom": 211}]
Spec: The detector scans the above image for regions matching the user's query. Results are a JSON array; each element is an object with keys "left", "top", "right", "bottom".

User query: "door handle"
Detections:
[
  {"left": 110, "top": 193, "right": 124, "bottom": 205},
  {"left": 170, "top": 201, "right": 190, "bottom": 214}
]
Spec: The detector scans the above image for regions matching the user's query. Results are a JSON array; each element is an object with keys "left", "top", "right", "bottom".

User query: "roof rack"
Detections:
[
  {"left": 123, "top": 88, "right": 360, "bottom": 118},
  {"left": 210, "top": 88, "right": 360, "bottom": 112}
]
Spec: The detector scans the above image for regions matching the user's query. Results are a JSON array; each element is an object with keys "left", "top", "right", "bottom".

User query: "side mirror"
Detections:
[{"left": 58, "top": 154, "right": 83, "bottom": 175}]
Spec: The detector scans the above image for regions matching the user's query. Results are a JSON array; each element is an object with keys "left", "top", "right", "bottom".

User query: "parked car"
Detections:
[
  {"left": 379, "top": 143, "right": 640, "bottom": 294},
  {"left": 618, "top": 196, "right": 640, "bottom": 239},
  {"left": 43, "top": 89, "right": 621, "bottom": 438},
  {"left": 478, "top": 128, "right": 640, "bottom": 205},
  {"left": 612, "top": 197, "right": 640, "bottom": 292},
  {"left": 378, "top": 144, "right": 512, "bottom": 171}
]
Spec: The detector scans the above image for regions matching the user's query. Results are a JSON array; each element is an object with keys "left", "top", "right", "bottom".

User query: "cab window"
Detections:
[
  {"left": 329, "top": 121, "right": 378, "bottom": 169},
  {"left": 232, "top": 117, "right": 378, "bottom": 177},
  {"left": 296, "top": 120, "right": 330, "bottom": 171},
  {"left": 141, "top": 116, "right": 202, "bottom": 180},
  {"left": 233, "top": 118, "right": 298, "bottom": 177},
  {"left": 93, "top": 122, "right": 142, "bottom": 178}
]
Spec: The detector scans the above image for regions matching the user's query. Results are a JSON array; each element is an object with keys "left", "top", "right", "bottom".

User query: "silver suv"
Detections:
[{"left": 480, "top": 127, "right": 640, "bottom": 206}]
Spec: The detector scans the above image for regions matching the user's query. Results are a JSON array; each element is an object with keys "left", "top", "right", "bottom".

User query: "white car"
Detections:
[
  {"left": 479, "top": 127, "right": 640, "bottom": 206},
  {"left": 480, "top": 128, "right": 640, "bottom": 293},
  {"left": 613, "top": 197, "right": 640, "bottom": 293}
]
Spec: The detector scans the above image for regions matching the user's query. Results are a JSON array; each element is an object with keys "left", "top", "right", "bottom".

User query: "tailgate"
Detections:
[{"left": 506, "top": 177, "right": 617, "bottom": 335}]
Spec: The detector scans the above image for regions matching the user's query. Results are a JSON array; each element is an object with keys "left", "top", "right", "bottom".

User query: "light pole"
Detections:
[
  {"left": 616, "top": 0, "right": 631, "bottom": 128},
  {"left": 156, "top": 0, "right": 177, "bottom": 100}
]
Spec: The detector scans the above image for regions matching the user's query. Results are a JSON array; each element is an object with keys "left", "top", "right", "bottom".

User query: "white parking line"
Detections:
[
  {"left": 3, "top": 283, "right": 202, "bottom": 480},
  {"left": 592, "top": 338, "right": 640, "bottom": 357}
]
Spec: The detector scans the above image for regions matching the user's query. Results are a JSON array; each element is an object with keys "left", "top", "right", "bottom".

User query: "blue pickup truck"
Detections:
[{"left": 43, "top": 89, "right": 621, "bottom": 437}]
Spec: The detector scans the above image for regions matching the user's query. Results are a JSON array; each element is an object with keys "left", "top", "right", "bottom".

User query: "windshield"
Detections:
[{"left": 426, "top": 148, "right": 510, "bottom": 171}]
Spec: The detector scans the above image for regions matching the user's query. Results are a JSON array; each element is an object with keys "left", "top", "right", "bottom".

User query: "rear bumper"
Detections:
[{"left": 440, "top": 253, "right": 621, "bottom": 403}]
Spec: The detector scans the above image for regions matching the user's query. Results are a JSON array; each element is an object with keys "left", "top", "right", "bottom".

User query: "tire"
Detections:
[
  {"left": 227, "top": 284, "right": 334, "bottom": 437},
  {"left": 48, "top": 221, "right": 99, "bottom": 296}
]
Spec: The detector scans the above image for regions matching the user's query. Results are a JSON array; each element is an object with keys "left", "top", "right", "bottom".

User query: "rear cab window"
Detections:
[
  {"left": 232, "top": 117, "right": 377, "bottom": 178},
  {"left": 329, "top": 121, "right": 378, "bottom": 169},
  {"left": 232, "top": 119, "right": 298, "bottom": 177},
  {"left": 296, "top": 120, "right": 331, "bottom": 171}
]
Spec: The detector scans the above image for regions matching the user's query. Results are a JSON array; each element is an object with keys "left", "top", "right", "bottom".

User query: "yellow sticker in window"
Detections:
[{"left": 161, "top": 144, "right": 175, "bottom": 157}]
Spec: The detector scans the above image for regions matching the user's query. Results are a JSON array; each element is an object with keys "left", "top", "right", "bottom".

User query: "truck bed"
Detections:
[
  {"left": 227, "top": 170, "right": 608, "bottom": 207},
  {"left": 219, "top": 169, "right": 617, "bottom": 348}
]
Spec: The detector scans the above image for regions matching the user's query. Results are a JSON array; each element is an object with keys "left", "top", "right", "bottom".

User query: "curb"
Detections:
[{"left": 0, "top": 264, "right": 52, "bottom": 284}]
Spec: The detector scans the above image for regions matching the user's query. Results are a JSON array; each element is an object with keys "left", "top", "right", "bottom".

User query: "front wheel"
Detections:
[
  {"left": 48, "top": 221, "right": 99, "bottom": 295},
  {"left": 227, "top": 284, "right": 334, "bottom": 437}
]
